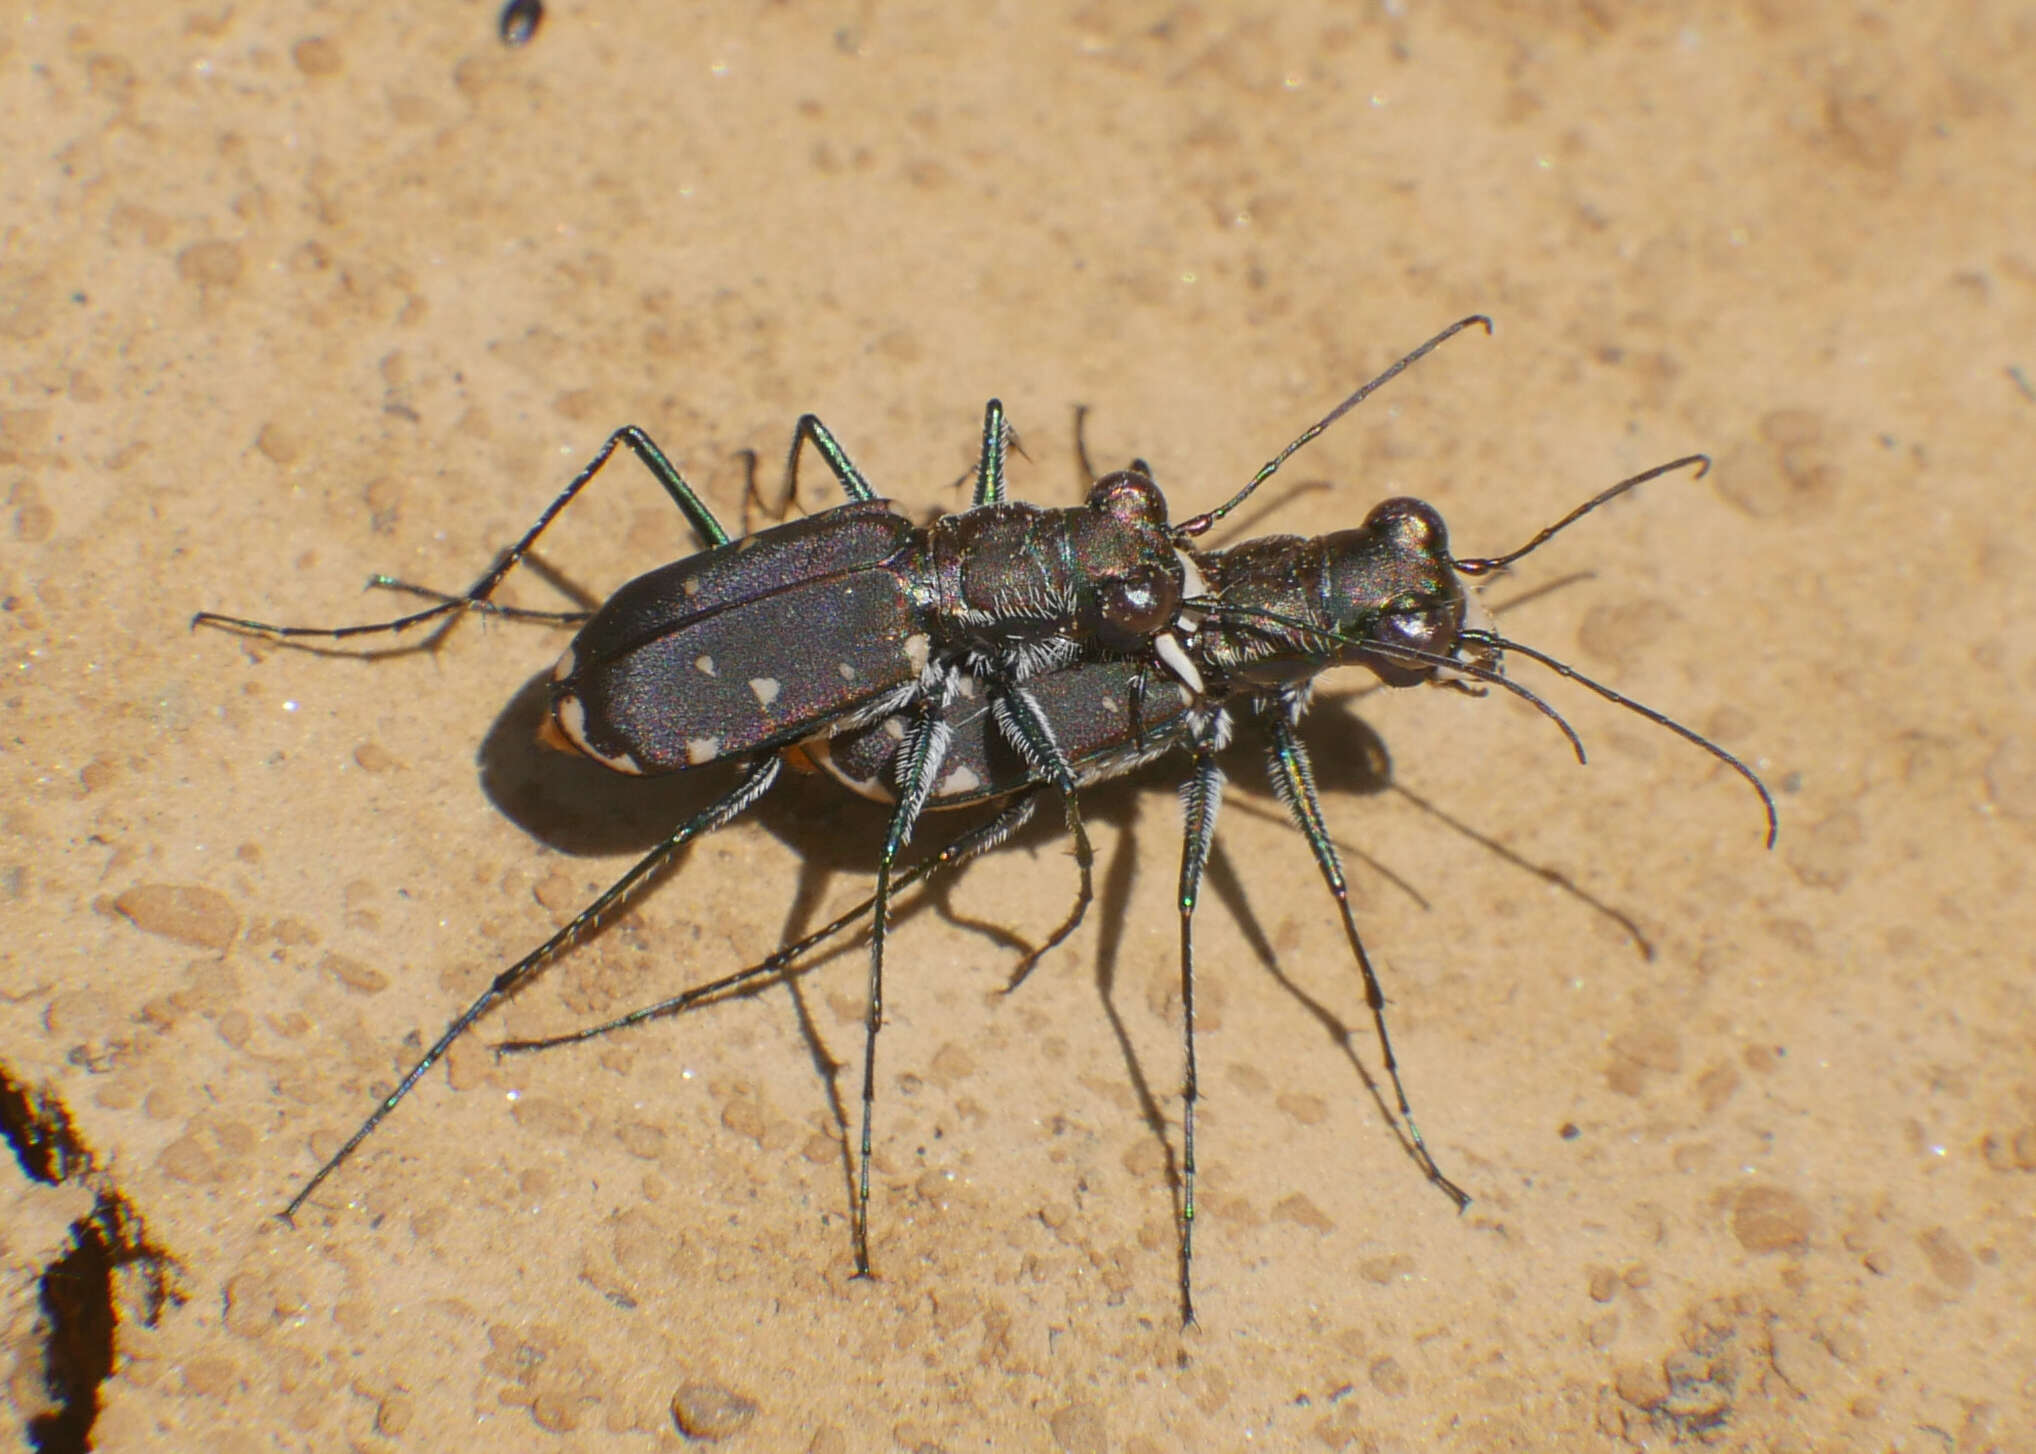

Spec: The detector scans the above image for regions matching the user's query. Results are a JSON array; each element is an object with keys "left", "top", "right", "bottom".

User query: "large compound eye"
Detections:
[
  {"left": 1363, "top": 497, "right": 1449, "bottom": 555},
  {"left": 1089, "top": 561, "right": 1180, "bottom": 649},
  {"left": 1088, "top": 470, "right": 1169, "bottom": 528},
  {"left": 1378, "top": 592, "right": 1456, "bottom": 665}
]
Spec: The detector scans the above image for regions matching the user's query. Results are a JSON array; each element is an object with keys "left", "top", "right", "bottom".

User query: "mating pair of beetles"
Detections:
[{"left": 198, "top": 316, "right": 1775, "bottom": 1324}]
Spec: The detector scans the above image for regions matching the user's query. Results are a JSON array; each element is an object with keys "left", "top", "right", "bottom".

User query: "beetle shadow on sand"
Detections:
[
  {"left": 473, "top": 652, "right": 1657, "bottom": 1273},
  {"left": 472, "top": 665, "right": 1406, "bottom": 1230},
  {"left": 473, "top": 661, "right": 1656, "bottom": 1231}
]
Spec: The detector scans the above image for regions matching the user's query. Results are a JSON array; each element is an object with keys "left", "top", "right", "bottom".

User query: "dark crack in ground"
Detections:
[{"left": 2, "top": 1063, "right": 183, "bottom": 1454}]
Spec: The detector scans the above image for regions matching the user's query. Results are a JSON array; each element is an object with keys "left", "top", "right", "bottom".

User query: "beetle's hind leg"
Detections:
[
  {"left": 193, "top": 425, "right": 729, "bottom": 646},
  {"left": 492, "top": 788, "right": 1050, "bottom": 1057},
  {"left": 282, "top": 754, "right": 783, "bottom": 1220}
]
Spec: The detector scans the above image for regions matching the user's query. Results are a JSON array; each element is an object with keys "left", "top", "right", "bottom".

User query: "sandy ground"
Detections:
[{"left": 3, "top": 2, "right": 2033, "bottom": 1450}]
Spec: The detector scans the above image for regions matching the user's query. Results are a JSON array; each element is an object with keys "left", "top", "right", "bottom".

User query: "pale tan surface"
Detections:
[{"left": 4, "top": 3, "right": 2033, "bottom": 1451}]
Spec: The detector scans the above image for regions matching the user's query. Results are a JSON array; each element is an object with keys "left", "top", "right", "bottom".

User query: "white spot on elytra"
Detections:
[
  {"left": 694, "top": 654, "right": 717, "bottom": 676},
  {"left": 902, "top": 633, "right": 931, "bottom": 674},
  {"left": 938, "top": 763, "right": 982, "bottom": 796},
  {"left": 681, "top": 576, "right": 702, "bottom": 596},
  {"left": 557, "top": 693, "right": 586, "bottom": 742},
  {"left": 556, "top": 695, "right": 644, "bottom": 774},
  {"left": 749, "top": 677, "right": 781, "bottom": 708},
  {"left": 686, "top": 736, "right": 720, "bottom": 765},
  {"left": 804, "top": 736, "right": 897, "bottom": 804},
  {"left": 837, "top": 661, "right": 857, "bottom": 681}
]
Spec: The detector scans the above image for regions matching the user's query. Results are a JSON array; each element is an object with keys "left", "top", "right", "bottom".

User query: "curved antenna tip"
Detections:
[
  {"left": 1455, "top": 453, "right": 1714, "bottom": 576},
  {"left": 1470, "top": 628, "right": 1780, "bottom": 850}
]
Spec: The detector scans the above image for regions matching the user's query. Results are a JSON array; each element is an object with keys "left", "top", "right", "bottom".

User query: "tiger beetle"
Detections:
[
  {"left": 495, "top": 453, "right": 1777, "bottom": 1325},
  {"left": 191, "top": 316, "right": 1487, "bottom": 1289}
]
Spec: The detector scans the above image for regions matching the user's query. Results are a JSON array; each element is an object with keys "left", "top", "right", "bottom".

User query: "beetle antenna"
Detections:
[
  {"left": 1463, "top": 629, "right": 1778, "bottom": 847},
  {"left": 1200, "top": 601, "right": 1588, "bottom": 765},
  {"left": 1455, "top": 455, "right": 1710, "bottom": 576},
  {"left": 1178, "top": 315, "right": 1494, "bottom": 537}
]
